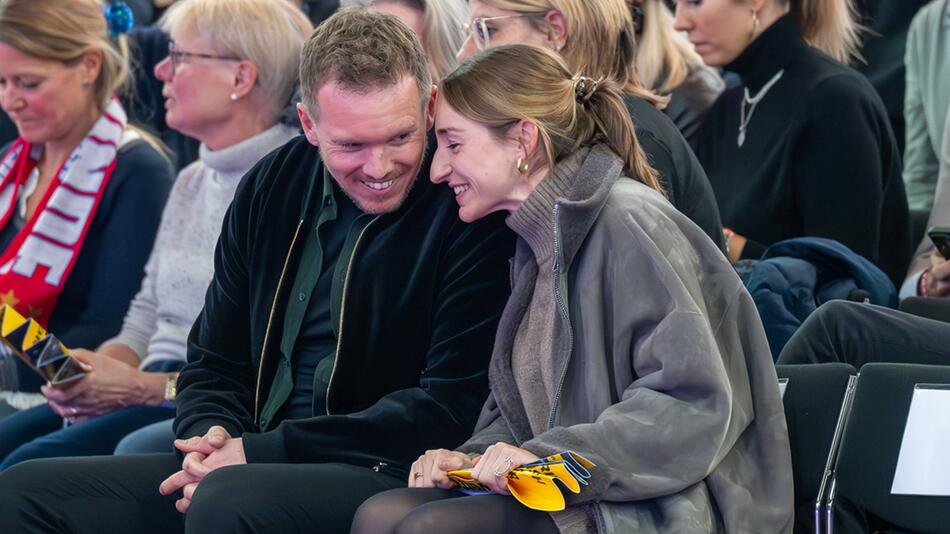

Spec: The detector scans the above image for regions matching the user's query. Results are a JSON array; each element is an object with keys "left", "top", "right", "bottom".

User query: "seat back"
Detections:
[
  {"left": 832, "top": 363, "right": 950, "bottom": 533},
  {"left": 777, "top": 363, "right": 857, "bottom": 533}
]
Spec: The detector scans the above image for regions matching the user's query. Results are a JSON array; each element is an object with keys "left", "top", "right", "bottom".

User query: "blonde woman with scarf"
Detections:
[{"left": 0, "top": 0, "right": 171, "bottom": 445}]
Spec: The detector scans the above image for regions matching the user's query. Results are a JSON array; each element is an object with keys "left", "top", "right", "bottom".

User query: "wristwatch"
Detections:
[{"left": 164, "top": 373, "right": 179, "bottom": 402}]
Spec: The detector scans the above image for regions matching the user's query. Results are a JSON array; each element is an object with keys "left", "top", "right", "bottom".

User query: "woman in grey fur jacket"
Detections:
[{"left": 352, "top": 44, "right": 794, "bottom": 534}]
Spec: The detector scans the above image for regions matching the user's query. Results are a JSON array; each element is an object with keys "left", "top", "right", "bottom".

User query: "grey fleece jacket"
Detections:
[{"left": 457, "top": 144, "right": 794, "bottom": 533}]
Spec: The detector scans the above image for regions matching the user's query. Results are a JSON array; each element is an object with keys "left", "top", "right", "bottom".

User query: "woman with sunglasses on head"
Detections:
[
  {"left": 0, "top": 0, "right": 172, "bottom": 397},
  {"left": 351, "top": 44, "right": 792, "bottom": 534},
  {"left": 455, "top": 0, "right": 725, "bottom": 249},
  {"left": 630, "top": 0, "right": 724, "bottom": 148},
  {"left": 679, "top": 0, "right": 912, "bottom": 285},
  {"left": 0, "top": 0, "right": 312, "bottom": 467}
]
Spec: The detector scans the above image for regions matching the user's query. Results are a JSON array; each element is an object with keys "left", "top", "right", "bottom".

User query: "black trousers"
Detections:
[
  {"left": 777, "top": 300, "right": 950, "bottom": 367},
  {"left": 0, "top": 453, "right": 404, "bottom": 534}
]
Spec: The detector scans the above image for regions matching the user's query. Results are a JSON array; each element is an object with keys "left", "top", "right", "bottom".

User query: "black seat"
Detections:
[
  {"left": 777, "top": 363, "right": 857, "bottom": 534},
  {"left": 831, "top": 363, "right": 950, "bottom": 533},
  {"left": 899, "top": 297, "right": 950, "bottom": 324}
]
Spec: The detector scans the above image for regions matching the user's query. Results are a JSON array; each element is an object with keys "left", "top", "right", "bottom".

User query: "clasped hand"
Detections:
[
  {"left": 159, "top": 425, "right": 247, "bottom": 513},
  {"left": 408, "top": 442, "right": 539, "bottom": 495}
]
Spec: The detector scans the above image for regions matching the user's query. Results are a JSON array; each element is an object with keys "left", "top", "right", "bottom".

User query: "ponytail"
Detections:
[
  {"left": 574, "top": 76, "right": 662, "bottom": 193},
  {"left": 787, "top": 0, "right": 863, "bottom": 64},
  {"left": 442, "top": 45, "right": 662, "bottom": 196}
]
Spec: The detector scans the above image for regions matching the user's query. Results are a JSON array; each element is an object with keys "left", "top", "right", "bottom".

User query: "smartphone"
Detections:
[{"left": 930, "top": 226, "right": 950, "bottom": 259}]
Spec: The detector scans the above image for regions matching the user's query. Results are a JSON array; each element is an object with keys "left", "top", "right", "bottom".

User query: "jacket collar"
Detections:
[
  {"left": 726, "top": 13, "right": 808, "bottom": 92},
  {"left": 551, "top": 143, "right": 626, "bottom": 270}
]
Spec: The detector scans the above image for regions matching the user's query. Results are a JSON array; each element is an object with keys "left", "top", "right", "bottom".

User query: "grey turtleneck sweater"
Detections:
[
  {"left": 508, "top": 148, "right": 588, "bottom": 436},
  {"left": 106, "top": 124, "right": 299, "bottom": 371}
]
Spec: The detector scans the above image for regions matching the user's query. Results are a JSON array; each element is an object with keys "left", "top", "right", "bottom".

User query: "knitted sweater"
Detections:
[
  {"left": 105, "top": 124, "right": 298, "bottom": 371},
  {"left": 508, "top": 148, "right": 588, "bottom": 436}
]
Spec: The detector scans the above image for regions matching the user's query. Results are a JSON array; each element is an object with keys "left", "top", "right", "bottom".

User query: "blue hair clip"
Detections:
[{"left": 103, "top": 1, "right": 135, "bottom": 38}]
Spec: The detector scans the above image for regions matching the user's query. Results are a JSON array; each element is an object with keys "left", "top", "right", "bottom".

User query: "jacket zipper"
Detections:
[
  {"left": 325, "top": 215, "right": 380, "bottom": 415},
  {"left": 550, "top": 204, "right": 606, "bottom": 534},
  {"left": 254, "top": 219, "right": 305, "bottom": 426},
  {"left": 547, "top": 203, "right": 574, "bottom": 429}
]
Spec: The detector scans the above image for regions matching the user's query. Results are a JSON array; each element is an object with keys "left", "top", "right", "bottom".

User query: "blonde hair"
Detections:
[
  {"left": 635, "top": 0, "right": 712, "bottom": 94},
  {"left": 783, "top": 0, "right": 863, "bottom": 64},
  {"left": 479, "top": 0, "right": 666, "bottom": 107},
  {"left": 361, "top": 0, "right": 467, "bottom": 81},
  {"left": 0, "top": 0, "right": 132, "bottom": 112},
  {"left": 160, "top": 0, "right": 314, "bottom": 120},
  {"left": 442, "top": 44, "right": 661, "bottom": 193}
]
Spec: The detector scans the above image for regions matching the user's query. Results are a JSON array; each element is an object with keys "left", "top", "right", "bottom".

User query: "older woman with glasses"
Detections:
[
  {"left": 455, "top": 0, "right": 724, "bottom": 249},
  {"left": 0, "top": 0, "right": 312, "bottom": 468}
]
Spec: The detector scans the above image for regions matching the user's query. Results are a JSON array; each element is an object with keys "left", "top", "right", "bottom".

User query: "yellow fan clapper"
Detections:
[{"left": 447, "top": 450, "right": 595, "bottom": 512}]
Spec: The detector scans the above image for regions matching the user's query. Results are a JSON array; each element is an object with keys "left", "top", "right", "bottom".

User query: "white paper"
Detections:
[
  {"left": 778, "top": 378, "right": 788, "bottom": 399},
  {"left": 891, "top": 386, "right": 950, "bottom": 496}
]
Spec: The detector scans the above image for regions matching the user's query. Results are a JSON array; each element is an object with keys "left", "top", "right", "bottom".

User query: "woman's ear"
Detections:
[
  {"left": 231, "top": 60, "right": 258, "bottom": 100},
  {"left": 517, "top": 119, "right": 541, "bottom": 162},
  {"left": 79, "top": 49, "right": 103, "bottom": 88},
  {"left": 544, "top": 9, "right": 568, "bottom": 50}
]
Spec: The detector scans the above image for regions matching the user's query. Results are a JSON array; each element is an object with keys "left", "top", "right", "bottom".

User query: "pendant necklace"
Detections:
[{"left": 738, "top": 69, "right": 784, "bottom": 148}]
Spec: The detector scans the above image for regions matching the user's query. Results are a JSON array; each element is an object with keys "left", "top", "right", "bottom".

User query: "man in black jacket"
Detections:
[{"left": 0, "top": 9, "right": 513, "bottom": 533}]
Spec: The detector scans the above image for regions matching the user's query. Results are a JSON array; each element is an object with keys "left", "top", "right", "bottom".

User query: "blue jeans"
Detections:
[
  {"left": 114, "top": 418, "right": 174, "bottom": 454},
  {"left": 0, "top": 403, "right": 174, "bottom": 469}
]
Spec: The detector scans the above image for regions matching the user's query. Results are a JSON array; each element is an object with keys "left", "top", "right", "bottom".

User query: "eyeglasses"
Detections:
[
  {"left": 462, "top": 15, "right": 530, "bottom": 51},
  {"left": 166, "top": 41, "right": 241, "bottom": 77}
]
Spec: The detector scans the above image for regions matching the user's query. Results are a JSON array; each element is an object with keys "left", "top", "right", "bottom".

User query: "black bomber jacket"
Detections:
[{"left": 173, "top": 136, "right": 515, "bottom": 479}]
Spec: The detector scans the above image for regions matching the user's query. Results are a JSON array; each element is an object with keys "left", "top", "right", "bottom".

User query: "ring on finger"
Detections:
[
  {"left": 414, "top": 472, "right": 424, "bottom": 479},
  {"left": 493, "top": 456, "right": 513, "bottom": 477}
]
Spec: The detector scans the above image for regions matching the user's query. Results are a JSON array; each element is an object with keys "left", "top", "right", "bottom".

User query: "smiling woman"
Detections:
[
  {"left": 454, "top": 0, "right": 725, "bottom": 248},
  {"left": 352, "top": 44, "right": 794, "bottom": 534}
]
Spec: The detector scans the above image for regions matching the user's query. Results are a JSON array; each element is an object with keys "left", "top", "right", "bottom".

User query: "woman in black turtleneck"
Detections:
[{"left": 675, "top": 0, "right": 911, "bottom": 285}]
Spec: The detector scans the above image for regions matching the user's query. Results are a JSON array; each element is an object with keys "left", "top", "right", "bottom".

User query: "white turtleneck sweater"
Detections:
[{"left": 106, "top": 124, "right": 299, "bottom": 371}]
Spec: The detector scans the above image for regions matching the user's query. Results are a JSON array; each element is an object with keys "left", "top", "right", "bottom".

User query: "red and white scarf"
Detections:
[{"left": 0, "top": 98, "right": 127, "bottom": 326}]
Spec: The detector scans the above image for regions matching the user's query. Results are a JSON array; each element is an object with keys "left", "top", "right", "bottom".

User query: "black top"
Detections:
[
  {"left": 624, "top": 95, "right": 724, "bottom": 249},
  {"left": 0, "top": 140, "right": 172, "bottom": 390},
  {"left": 174, "top": 136, "right": 515, "bottom": 479},
  {"left": 0, "top": 111, "right": 15, "bottom": 148},
  {"left": 279, "top": 190, "right": 362, "bottom": 421},
  {"left": 696, "top": 14, "right": 911, "bottom": 285}
]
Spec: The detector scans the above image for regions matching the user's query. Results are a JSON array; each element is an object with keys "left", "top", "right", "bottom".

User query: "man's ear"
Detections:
[
  {"left": 231, "top": 61, "right": 258, "bottom": 100},
  {"left": 544, "top": 9, "right": 568, "bottom": 50},
  {"left": 425, "top": 85, "right": 438, "bottom": 131},
  {"left": 297, "top": 102, "right": 320, "bottom": 147}
]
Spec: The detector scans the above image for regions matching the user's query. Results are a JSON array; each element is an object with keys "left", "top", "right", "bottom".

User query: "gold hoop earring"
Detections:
[
  {"left": 516, "top": 157, "right": 529, "bottom": 176},
  {"left": 750, "top": 10, "right": 760, "bottom": 40}
]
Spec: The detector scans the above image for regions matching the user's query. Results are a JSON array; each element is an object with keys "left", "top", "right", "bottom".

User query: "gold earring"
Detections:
[
  {"left": 516, "top": 157, "right": 529, "bottom": 175},
  {"left": 750, "top": 10, "right": 760, "bottom": 39}
]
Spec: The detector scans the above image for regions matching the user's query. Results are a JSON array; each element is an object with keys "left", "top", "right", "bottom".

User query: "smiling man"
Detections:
[{"left": 0, "top": 7, "right": 514, "bottom": 534}]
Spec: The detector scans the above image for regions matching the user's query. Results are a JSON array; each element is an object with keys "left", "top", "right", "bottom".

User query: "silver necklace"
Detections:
[{"left": 738, "top": 69, "right": 784, "bottom": 148}]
